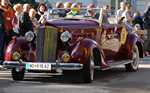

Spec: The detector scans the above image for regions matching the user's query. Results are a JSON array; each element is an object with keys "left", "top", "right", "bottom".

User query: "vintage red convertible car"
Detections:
[{"left": 3, "top": 17, "right": 143, "bottom": 83}]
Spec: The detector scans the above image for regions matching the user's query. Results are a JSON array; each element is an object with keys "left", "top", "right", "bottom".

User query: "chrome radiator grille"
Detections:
[{"left": 36, "top": 26, "right": 58, "bottom": 62}]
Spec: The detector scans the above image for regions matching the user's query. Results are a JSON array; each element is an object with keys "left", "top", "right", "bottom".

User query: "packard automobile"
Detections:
[{"left": 3, "top": 17, "right": 144, "bottom": 83}]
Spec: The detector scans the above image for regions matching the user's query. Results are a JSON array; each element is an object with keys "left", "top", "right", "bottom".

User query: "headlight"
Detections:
[
  {"left": 60, "top": 31, "right": 72, "bottom": 42},
  {"left": 12, "top": 52, "right": 21, "bottom": 61},
  {"left": 25, "top": 31, "right": 34, "bottom": 42}
]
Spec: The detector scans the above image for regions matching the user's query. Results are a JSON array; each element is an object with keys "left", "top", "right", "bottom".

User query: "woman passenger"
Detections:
[
  {"left": 64, "top": 2, "right": 72, "bottom": 13},
  {"left": 67, "top": 3, "right": 80, "bottom": 17},
  {"left": 35, "top": 3, "right": 47, "bottom": 23}
]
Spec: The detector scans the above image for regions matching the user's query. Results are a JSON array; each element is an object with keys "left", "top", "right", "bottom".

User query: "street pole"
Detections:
[{"left": 115, "top": 0, "right": 119, "bottom": 10}]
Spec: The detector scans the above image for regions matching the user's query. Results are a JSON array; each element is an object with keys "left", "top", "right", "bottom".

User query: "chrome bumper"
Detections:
[{"left": 3, "top": 61, "right": 83, "bottom": 71}]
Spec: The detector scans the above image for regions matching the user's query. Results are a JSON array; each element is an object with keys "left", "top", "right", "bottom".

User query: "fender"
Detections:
[
  {"left": 71, "top": 38, "right": 100, "bottom": 64},
  {"left": 136, "top": 41, "right": 144, "bottom": 58},
  {"left": 136, "top": 37, "right": 144, "bottom": 58},
  {"left": 5, "top": 41, "right": 14, "bottom": 61},
  {"left": 125, "top": 33, "right": 139, "bottom": 58},
  {"left": 126, "top": 33, "right": 138, "bottom": 46},
  {"left": 5, "top": 37, "right": 32, "bottom": 61}
]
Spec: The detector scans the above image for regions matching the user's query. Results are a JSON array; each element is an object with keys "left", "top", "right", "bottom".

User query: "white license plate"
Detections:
[{"left": 25, "top": 63, "right": 51, "bottom": 70}]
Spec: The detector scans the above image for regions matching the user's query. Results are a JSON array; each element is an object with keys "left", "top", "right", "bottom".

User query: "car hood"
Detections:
[{"left": 46, "top": 18, "right": 99, "bottom": 29}]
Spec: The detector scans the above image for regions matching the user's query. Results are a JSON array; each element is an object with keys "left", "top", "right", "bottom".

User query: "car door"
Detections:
[{"left": 100, "top": 24, "right": 121, "bottom": 62}]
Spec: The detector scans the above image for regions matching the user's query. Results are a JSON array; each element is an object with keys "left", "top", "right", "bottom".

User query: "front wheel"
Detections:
[
  {"left": 11, "top": 68, "right": 25, "bottom": 81},
  {"left": 82, "top": 57, "right": 95, "bottom": 83},
  {"left": 125, "top": 45, "right": 140, "bottom": 72}
]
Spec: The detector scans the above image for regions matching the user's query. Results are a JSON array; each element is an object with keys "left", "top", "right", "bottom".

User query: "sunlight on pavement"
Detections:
[{"left": 139, "top": 64, "right": 150, "bottom": 68}]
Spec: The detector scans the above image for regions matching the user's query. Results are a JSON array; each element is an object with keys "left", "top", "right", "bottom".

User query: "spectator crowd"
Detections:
[{"left": 0, "top": 0, "right": 150, "bottom": 61}]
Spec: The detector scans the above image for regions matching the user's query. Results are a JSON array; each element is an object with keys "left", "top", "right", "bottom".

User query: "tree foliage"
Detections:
[{"left": 10, "top": 0, "right": 38, "bottom": 8}]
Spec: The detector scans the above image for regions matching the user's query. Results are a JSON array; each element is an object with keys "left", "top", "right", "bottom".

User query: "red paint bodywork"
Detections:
[
  {"left": 4, "top": 18, "right": 144, "bottom": 70},
  {"left": 5, "top": 37, "right": 35, "bottom": 62}
]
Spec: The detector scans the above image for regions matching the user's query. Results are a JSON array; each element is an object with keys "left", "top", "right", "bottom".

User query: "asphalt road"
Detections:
[{"left": 0, "top": 57, "right": 150, "bottom": 93}]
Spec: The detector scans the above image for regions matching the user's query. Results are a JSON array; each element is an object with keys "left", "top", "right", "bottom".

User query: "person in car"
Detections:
[
  {"left": 98, "top": 5, "right": 111, "bottom": 24},
  {"left": 84, "top": 4, "right": 99, "bottom": 19},
  {"left": 67, "top": 3, "right": 80, "bottom": 17},
  {"left": 55, "top": 2, "right": 66, "bottom": 17},
  {"left": 76, "top": 2, "right": 83, "bottom": 14},
  {"left": 64, "top": 2, "right": 72, "bottom": 13},
  {"left": 35, "top": 3, "right": 47, "bottom": 23}
]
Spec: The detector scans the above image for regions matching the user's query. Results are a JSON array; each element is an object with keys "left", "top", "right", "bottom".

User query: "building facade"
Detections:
[{"left": 136, "top": 0, "right": 150, "bottom": 13}]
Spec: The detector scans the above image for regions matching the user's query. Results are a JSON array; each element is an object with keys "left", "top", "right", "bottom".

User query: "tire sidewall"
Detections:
[
  {"left": 12, "top": 68, "right": 25, "bottom": 81},
  {"left": 131, "top": 45, "right": 140, "bottom": 70},
  {"left": 82, "top": 54, "right": 95, "bottom": 83}
]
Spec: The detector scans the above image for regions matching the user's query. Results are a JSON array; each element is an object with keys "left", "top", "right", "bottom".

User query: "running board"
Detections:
[
  {"left": 94, "top": 58, "right": 142, "bottom": 70},
  {"left": 101, "top": 60, "right": 134, "bottom": 71}
]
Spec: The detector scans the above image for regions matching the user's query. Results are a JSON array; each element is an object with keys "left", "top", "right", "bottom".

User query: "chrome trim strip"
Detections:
[{"left": 3, "top": 61, "right": 83, "bottom": 71}]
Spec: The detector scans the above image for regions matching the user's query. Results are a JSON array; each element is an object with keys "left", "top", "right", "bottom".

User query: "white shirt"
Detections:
[
  {"left": 121, "top": 11, "right": 132, "bottom": 23},
  {"left": 116, "top": 9, "right": 125, "bottom": 22},
  {"left": 13, "top": 12, "right": 23, "bottom": 34}
]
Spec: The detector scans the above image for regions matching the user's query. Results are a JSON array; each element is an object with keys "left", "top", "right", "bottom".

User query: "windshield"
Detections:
[
  {"left": 47, "top": 8, "right": 117, "bottom": 24},
  {"left": 35, "top": 0, "right": 96, "bottom": 6},
  {"left": 34, "top": 0, "right": 116, "bottom": 25},
  {"left": 35, "top": 0, "right": 111, "bottom": 8}
]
